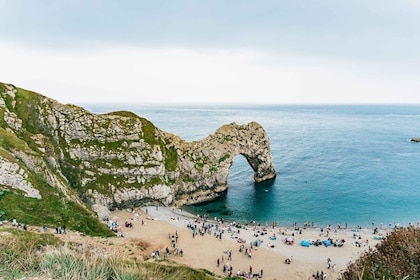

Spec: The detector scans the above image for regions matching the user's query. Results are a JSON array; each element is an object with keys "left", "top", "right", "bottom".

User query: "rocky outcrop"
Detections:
[
  {"left": 0, "top": 156, "right": 41, "bottom": 199},
  {"left": 411, "top": 138, "right": 420, "bottom": 142},
  {"left": 0, "top": 82, "right": 276, "bottom": 213},
  {"left": 174, "top": 122, "right": 276, "bottom": 205}
]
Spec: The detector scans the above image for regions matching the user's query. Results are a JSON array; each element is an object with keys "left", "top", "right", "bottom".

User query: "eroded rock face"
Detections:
[
  {"left": 0, "top": 156, "right": 41, "bottom": 199},
  {"left": 0, "top": 82, "right": 276, "bottom": 211}
]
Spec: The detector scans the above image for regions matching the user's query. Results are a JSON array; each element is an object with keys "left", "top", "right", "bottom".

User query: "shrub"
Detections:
[{"left": 339, "top": 227, "right": 420, "bottom": 280}]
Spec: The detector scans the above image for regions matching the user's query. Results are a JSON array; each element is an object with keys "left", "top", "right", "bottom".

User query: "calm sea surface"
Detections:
[{"left": 85, "top": 104, "right": 420, "bottom": 229}]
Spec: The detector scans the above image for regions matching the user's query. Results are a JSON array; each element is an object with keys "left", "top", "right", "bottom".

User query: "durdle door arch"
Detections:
[{"left": 175, "top": 122, "right": 277, "bottom": 206}]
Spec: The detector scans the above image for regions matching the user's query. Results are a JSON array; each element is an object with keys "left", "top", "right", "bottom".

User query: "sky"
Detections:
[{"left": 1, "top": 0, "right": 420, "bottom": 105}]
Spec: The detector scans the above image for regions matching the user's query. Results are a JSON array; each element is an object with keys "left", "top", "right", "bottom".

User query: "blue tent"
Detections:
[
  {"left": 322, "top": 240, "right": 331, "bottom": 247},
  {"left": 301, "top": 240, "right": 310, "bottom": 247}
]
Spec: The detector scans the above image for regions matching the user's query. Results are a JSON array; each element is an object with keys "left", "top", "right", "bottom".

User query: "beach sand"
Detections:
[
  {"left": 101, "top": 206, "right": 388, "bottom": 280},
  {"left": 2, "top": 206, "right": 390, "bottom": 280}
]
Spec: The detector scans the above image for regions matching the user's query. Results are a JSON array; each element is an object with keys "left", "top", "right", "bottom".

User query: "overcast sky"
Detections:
[{"left": 1, "top": 0, "right": 420, "bottom": 105}]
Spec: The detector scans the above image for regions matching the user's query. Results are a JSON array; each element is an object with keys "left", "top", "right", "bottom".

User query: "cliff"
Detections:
[{"left": 0, "top": 82, "right": 276, "bottom": 222}]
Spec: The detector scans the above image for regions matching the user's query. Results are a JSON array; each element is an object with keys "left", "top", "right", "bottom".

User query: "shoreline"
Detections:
[
  {"left": 140, "top": 205, "right": 394, "bottom": 240},
  {"left": 1, "top": 205, "right": 397, "bottom": 280},
  {"left": 106, "top": 206, "right": 393, "bottom": 279},
  {"left": 154, "top": 204, "right": 406, "bottom": 234}
]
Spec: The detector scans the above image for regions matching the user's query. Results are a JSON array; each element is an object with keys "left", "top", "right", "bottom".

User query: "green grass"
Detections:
[
  {"left": 0, "top": 228, "right": 221, "bottom": 280},
  {"left": 0, "top": 228, "right": 63, "bottom": 279},
  {"left": 0, "top": 82, "right": 6, "bottom": 93},
  {"left": 209, "top": 166, "right": 218, "bottom": 173},
  {"left": 2, "top": 91, "right": 15, "bottom": 112},
  {"left": 0, "top": 127, "right": 32, "bottom": 152},
  {"left": 0, "top": 190, "right": 113, "bottom": 237},
  {"left": 141, "top": 117, "right": 158, "bottom": 145},
  {"left": 149, "top": 176, "right": 163, "bottom": 185},
  {"left": 218, "top": 154, "right": 230, "bottom": 163},
  {"left": 13, "top": 87, "right": 44, "bottom": 134},
  {"left": 71, "top": 138, "right": 128, "bottom": 151},
  {"left": 183, "top": 175, "right": 195, "bottom": 183},
  {"left": 105, "top": 110, "right": 140, "bottom": 119},
  {"left": 140, "top": 261, "right": 220, "bottom": 280},
  {"left": 164, "top": 145, "right": 178, "bottom": 172}
]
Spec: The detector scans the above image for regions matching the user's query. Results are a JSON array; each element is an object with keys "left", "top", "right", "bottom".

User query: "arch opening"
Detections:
[{"left": 184, "top": 154, "right": 276, "bottom": 222}]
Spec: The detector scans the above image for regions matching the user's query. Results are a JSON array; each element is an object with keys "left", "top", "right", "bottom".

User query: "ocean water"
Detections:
[{"left": 85, "top": 104, "right": 420, "bottom": 229}]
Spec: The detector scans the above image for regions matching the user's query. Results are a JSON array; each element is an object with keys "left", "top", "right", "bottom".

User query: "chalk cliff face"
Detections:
[{"left": 0, "top": 82, "right": 276, "bottom": 214}]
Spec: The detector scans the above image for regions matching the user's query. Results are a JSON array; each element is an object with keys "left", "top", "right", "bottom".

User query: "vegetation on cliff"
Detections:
[
  {"left": 0, "top": 83, "right": 177, "bottom": 236},
  {"left": 0, "top": 190, "right": 112, "bottom": 237},
  {"left": 0, "top": 82, "right": 276, "bottom": 237},
  {"left": 339, "top": 227, "right": 420, "bottom": 280}
]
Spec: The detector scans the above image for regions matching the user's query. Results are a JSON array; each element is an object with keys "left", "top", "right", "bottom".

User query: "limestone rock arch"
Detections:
[
  {"left": 0, "top": 82, "right": 276, "bottom": 209},
  {"left": 174, "top": 121, "right": 276, "bottom": 205}
]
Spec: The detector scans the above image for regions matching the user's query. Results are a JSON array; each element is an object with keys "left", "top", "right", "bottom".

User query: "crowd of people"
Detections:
[{"left": 2, "top": 206, "right": 396, "bottom": 279}]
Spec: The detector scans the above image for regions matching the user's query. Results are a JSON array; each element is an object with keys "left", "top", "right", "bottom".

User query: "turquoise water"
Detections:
[{"left": 85, "top": 104, "right": 420, "bottom": 228}]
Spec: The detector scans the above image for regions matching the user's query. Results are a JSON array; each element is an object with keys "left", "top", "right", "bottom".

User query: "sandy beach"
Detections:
[
  {"left": 99, "top": 206, "right": 388, "bottom": 280},
  {"left": 2, "top": 205, "right": 391, "bottom": 280}
]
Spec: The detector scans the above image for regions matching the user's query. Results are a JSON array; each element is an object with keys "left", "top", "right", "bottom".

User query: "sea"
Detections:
[{"left": 84, "top": 104, "right": 420, "bottom": 229}]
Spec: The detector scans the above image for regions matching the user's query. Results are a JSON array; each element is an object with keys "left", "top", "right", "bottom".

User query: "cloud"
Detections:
[{"left": 1, "top": 42, "right": 419, "bottom": 105}]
